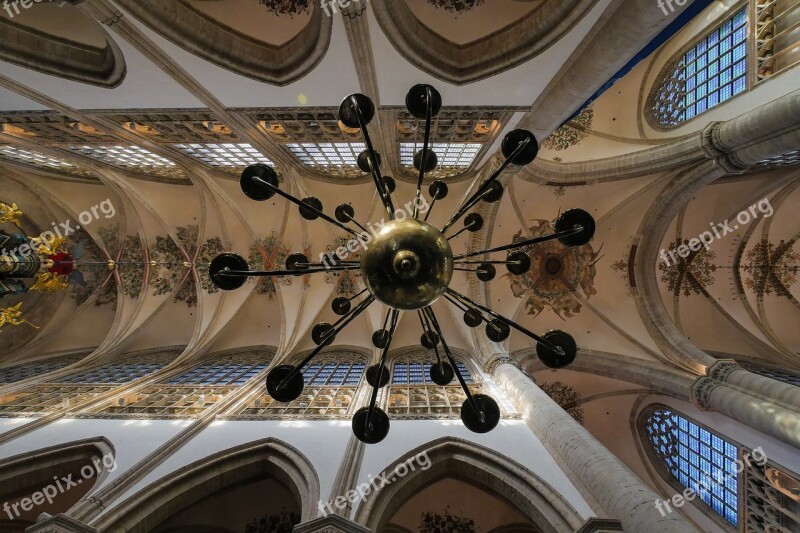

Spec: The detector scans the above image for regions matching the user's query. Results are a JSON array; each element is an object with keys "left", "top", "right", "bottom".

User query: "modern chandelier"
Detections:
[{"left": 209, "top": 85, "right": 595, "bottom": 444}]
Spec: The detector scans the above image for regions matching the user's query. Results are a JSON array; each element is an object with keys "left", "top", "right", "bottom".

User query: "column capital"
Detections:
[
  {"left": 707, "top": 359, "right": 742, "bottom": 382},
  {"left": 701, "top": 121, "right": 725, "bottom": 157},
  {"left": 294, "top": 514, "right": 371, "bottom": 533},
  {"left": 575, "top": 517, "right": 624, "bottom": 532},
  {"left": 691, "top": 376, "right": 722, "bottom": 411},
  {"left": 483, "top": 354, "right": 521, "bottom": 375},
  {"left": 25, "top": 514, "right": 97, "bottom": 533}
]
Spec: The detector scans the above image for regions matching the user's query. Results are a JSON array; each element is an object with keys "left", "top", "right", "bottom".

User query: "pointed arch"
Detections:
[
  {"left": 95, "top": 438, "right": 320, "bottom": 532},
  {"left": 354, "top": 437, "right": 583, "bottom": 533}
]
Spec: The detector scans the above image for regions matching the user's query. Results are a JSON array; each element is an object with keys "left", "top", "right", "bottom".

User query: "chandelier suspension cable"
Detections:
[
  {"left": 445, "top": 289, "right": 564, "bottom": 355},
  {"left": 362, "top": 308, "right": 400, "bottom": 434},
  {"left": 250, "top": 176, "right": 363, "bottom": 239},
  {"left": 347, "top": 96, "right": 396, "bottom": 219},
  {"left": 422, "top": 307, "right": 484, "bottom": 422},
  {"left": 413, "top": 86, "right": 435, "bottom": 219},
  {"left": 440, "top": 135, "right": 533, "bottom": 234}
]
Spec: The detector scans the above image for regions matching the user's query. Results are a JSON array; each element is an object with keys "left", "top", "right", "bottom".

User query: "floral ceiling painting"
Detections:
[
  {"left": 742, "top": 239, "right": 799, "bottom": 299},
  {"left": 541, "top": 106, "right": 594, "bottom": 152},
  {"left": 658, "top": 240, "right": 718, "bottom": 296},
  {"left": 508, "top": 219, "right": 600, "bottom": 319}
]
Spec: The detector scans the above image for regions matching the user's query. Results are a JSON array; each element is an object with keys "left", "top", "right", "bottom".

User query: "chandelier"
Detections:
[{"left": 210, "top": 85, "right": 595, "bottom": 444}]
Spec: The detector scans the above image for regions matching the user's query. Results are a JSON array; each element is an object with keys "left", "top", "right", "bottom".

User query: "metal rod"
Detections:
[
  {"left": 339, "top": 209, "right": 371, "bottom": 236},
  {"left": 440, "top": 137, "right": 530, "bottom": 233},
  {"left": 454, "top": 226, "right": 583, "bottom": 261},
  {"left": 447, "top": 226, "right": 469, "bottom": 241},
  {"left": 456, "top": 259, "right": 523, "bottom": 265},
  {"left": 276, "top": 295, "right": 375, "bottom": 390},
  {"left": 423, "top": 307, "right": 483, "bottom": 420},
  {"left": 446, "top": 288, "right": 564, "bottom": 355},
  {"left": 218, "top": 265, "right": 354, "bottom": 277},
  {"left": 346, "top": 287, "right": 369, "bottom": 301},
  {"left": 365, "top": 308, "right": 399, "bottom": 432},
  {"left": 443, "top": 293, "right": 499, "bottom": 333},
  {"left": 417, "top": 309, "right": 442, "bottom": 365},
  {"left": 413, "top": 86, "right": 434, "bottom": 219},
  {"left": 423, "top": 195, "right": 437, "bottom": 222},
  {"left": 252, "top": 176, "right": 362, "bottom": 238},
  {"left": 351, "top": 96, "right": 396, "bottom": 219}
]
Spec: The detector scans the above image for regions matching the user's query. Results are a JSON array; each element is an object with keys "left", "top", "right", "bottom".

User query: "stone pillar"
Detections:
[
  {"left": 326, "top": 433, "right": 366, "bottom": 518},
  {"left": 691, "top": 377, "right": 800, "bottom": 449},
  {"left": 492, "top": 360, "right": 696, "bottom": 533},
  {"left": 707, "top": 360, "right": 800, "bottom": 411}
]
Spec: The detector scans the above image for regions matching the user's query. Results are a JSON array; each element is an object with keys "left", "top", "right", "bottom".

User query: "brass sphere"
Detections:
[{"left": 360, "top": 218, "right": 453, "bottom": 310}]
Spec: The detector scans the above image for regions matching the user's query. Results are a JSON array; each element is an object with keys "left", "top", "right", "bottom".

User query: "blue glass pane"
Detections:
[{"left": 644, "top": 408, "right": 738, "bottom": 525}]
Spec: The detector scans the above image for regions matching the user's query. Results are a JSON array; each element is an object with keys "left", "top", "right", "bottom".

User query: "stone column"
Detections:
[
  {"left": 691, "top": 377, "right": 800, "bottom": 449},
  {"left": 707, "top": 360, "right": 800, "bottom": 411},
  {"left": 492, "top": 360, "right": 696, "bottom": 533}
]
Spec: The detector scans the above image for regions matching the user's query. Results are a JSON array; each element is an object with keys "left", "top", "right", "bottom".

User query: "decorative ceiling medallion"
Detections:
[
  {"left": 372, "top": 0, "right": 596, "bottom": 84},
  {"left": 426, "top": 0, "right": 485, "bottom": 14},
  {"left": 208, "top": 85, "right": 597, "bottom": 444},
  {"left": 658, "top": 240, "right": 717, "bottom": 296},
  {"left": 258, "top": 0, "right": 310, "bottom": 16},
  {"left": 542, "top": 106, "right": 594, "bottom": 152},
  {"left": 742, "top": 239, "right": 798, "bottom": 299},
  {"left": 509, "top": 220, "right": 600, "bottom": 319}
]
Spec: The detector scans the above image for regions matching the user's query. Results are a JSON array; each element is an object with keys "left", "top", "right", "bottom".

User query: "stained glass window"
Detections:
[
  {"left": 302, "top": 361, "right": 365, "bottom": 386},
  {"left": 651, "top": 8, "right": 748, "bottom": 126},
  {"left": 0, "top": 357, "right": 81, "bottom": 384},
  {"left": 643, "top": 408, "right": 739, "bottom": 525},
  {"left": 392, "top": 360, "right": 472, "bottom": 384},
  {"left": 165, "top": 359, "right": 268, "bottom": 386}
]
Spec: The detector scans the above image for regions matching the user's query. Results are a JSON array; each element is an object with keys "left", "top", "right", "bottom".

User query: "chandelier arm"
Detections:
[
  {"left": 440, "top": 137, "right": 530, "bottom": 233},
  {"left": 445, "top": 288, "right": 565, "bottom": 355},
  {"left": 422, "top": 307, "right": 484, "bottom": 420},
  {"left": 413, "top": 86, "right": 434, "bottom": 219},
  {"left": 456, "top": 259, "right": 524, "bottom": 265},
  {"left": 347, "top": 287, "right": 369, "bottom": 301},
  {"left": 252, "top": 176, "right": 363, "bottom": 239},
  {"left": 217, "top": 265, "right": 355, "bottom": 277},
  {"left": 275, "top": 295, "right": 375, "bottom": 391},
  {"left": 423, "top": 195, "right": 437, "bottom": 222},
  {"left": 417, "top": 309, "right": 443, "bottom": 365},
  {"left": 351, "top": 96, "right": 396, "bottom": 220},
  {"left": 364, "top": 308, "right": 400, "bottom": 432},
  {"left": 447, "top": 226, "right": 469, "bottom": 241},
  {"left": 340, "top": 209, "right": 371, "bottom": 236},
  {"left": 453, "top": 225, "right": 584, "bottom": 261}
]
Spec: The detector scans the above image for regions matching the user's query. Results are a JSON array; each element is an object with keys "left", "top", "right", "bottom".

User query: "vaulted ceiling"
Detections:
[{"left": 0, "top": 0, "right": 798, "bottom": 386}]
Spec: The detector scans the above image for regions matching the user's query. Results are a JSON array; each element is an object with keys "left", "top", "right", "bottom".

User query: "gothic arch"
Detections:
[
  {"left": 0, "top": 16, "right": 126, "bottom": 88},
  {"left": 0, "top": 437, "right": 115, "bottom": 526},
  {"left": 95, "top": 438, "right": 320, "bottom": 532},
  {"left": 354, "top": 437, "right": 583, "bottom": 532},
  {"left": 371, "top": 0, "right": 597, "bottom": 84},
  {"left": 115, "top": 0, "right": 332, "bottom": 86}
]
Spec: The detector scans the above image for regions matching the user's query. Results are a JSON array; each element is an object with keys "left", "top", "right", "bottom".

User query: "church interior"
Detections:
[{"left": 0, "top": 0, "right": 799, "bottom": 532}]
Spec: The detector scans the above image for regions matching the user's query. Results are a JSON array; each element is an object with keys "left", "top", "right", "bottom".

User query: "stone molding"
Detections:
[
  {"left": 706, "top": 359, "right": 742, "bottom": 382},
  {"left": 24, "top": 515, "right": 97, "bottom": 533},
  {"left": 484, "top": 354, "right": 521, "bottom": 375},
  {"left": 294, "top": 515, "right": 371, "bottom": 533},
  {"left": 690, "top": 377, "right": 721, "bottom": 411},
  {"left": 575, "top": 517, "right": 624, "bottom": 532}
]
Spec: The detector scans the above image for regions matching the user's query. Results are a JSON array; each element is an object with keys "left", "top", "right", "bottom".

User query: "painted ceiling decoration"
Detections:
[
  {"left": 371, "top": 0, "right": 597, "bottom": 83},
  {"left": 115, "top": 0, "right": 332, "bottom": 85},
  {"left": 207, "top": 85, "right": 597, "bottom": 444},
  {"left": 256, "top": 0, "right": 310, "bottom": 17},
  {"left": 0, "top": 11, "right": 126, "bottom": 88},
  {"left": 541, "top": 106, "right": 594, "bottom": 152},
  {"left": 248, "top": 233, "right": 292, "bottom": 297},
  {"left": 539, "top": 380, "right": 584, "bottom": 425},
  {"left": 741, "top": 239, "right": 799, "bottom": 299},
  {"left": 425, "top": 0, "right": 485, "bottom": 14},
  {"left": 658, "top": 240, "right": 718, "bottom": 297},
  {"left": 508, "top": 219, "right": 601, "bottom": 319}
]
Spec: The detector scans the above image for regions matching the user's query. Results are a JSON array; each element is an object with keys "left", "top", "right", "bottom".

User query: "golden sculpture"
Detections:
[
  {"left": 0, "top": 202, "right": 23, "bottom": 228},
  {"left": 30, "top": 235, "right": 68, "bottom": 257},
  {"left": 29, "top": 272, "right": 69, "bottom": 292},
  {"left": 0, "top": 303, "right": 39, "bottom": 330}
]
